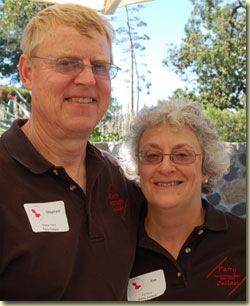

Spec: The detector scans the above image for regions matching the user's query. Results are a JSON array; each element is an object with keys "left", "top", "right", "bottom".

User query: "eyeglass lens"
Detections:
[
  {"left": 139, "top": 149, "right": 197, "bottom": 165},
  {"left": 31, "top": 56, "right": 120, "bottom": 79},
  {"left": 55, "top": 58, "right": 118, "bottom": 79}
]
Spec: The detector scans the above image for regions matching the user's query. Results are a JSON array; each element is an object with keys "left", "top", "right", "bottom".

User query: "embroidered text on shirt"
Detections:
[
  {"left": 106, "top": 184, "right": 128, "bottom": 219},
  {"left": 207, "top": 256, "right": 246, "bottom": 296}
]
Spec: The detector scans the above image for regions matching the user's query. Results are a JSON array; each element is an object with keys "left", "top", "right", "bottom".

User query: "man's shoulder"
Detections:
[
  {"left": 87, "top": 142, "right": 120, "bottom": 166},
  {"left": 0, "top": 133, "right": 12, "bottom": 162}
]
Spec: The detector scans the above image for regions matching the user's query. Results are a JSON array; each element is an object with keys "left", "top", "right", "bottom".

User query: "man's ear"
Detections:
[{"left": 19, "top": 54, "right": 33, "bottom": 90}]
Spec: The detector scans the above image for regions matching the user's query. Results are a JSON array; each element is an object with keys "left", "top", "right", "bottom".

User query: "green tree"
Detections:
[
  {"left": 0, "top": 85, "right": 31, "bottom": 132},
  {"left": 168, "top": 88, "right": 246, "bottom": 142},
  {"left": 89, "top": 95, "right": 124, "bottom": 142},
  {"left": 204, "top": 104, "right": 246, "bottom": 142},
  {"left": 110, "top": 5, "right": 151, "bottom": 119},
  {"left": 164, "top": 0, "right": 246, "bottom": 110},
  {"left": 0, "top": 0, "right": 48, "bottom": 83}
]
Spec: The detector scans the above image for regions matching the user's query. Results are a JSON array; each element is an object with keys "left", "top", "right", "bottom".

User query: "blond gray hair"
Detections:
[
  {"left": 119, "top": 99, "right": 230, "bottom": 194},
  {"left": 20, "top": 3, "right": 114, "bottom": 60}
]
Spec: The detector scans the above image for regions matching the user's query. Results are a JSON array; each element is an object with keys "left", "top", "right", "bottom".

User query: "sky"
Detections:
[
  {"left": 1, "top": 0, "right": 194, "bottom": 113},
  {"left": 107, "top": 0, "right": 194, "bottom": 113}
]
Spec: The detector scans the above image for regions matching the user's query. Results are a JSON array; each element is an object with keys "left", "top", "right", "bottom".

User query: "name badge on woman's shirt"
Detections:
[{"left": 127, "top": 269, "right": 166, "bottom": 301}]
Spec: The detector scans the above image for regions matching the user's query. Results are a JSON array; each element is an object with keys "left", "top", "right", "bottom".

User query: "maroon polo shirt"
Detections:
[
  {"left": 128, "top": 200, "right": 246, "bottom": 301},
  {"left": 0, "top": 119, "right": 144, "bottom": 301}
]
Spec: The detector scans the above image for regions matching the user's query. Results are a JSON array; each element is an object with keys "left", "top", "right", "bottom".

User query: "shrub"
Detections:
[
  {"left": 204, "top": 104, "right": 246, "bottom": 142},
  {"left": 0, "top": 86, "right": 31, "bottom": 132}
]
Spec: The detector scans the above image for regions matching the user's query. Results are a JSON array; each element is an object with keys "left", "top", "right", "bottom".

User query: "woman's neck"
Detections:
[{"left": 145, "top": 203, "right": 205, "bottom": 260}]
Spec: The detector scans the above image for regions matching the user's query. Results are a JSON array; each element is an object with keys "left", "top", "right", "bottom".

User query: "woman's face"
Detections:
[{"left": 138, "top": 123, "right": 209, "bottom": 211}]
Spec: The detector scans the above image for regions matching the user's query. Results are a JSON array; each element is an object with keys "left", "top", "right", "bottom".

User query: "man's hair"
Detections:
[
  {"left": 20, "top": 3, "right": 114, "bottom": 59},
  {"left": 119, "top": 99, "right": 230, "bottom": 194}
]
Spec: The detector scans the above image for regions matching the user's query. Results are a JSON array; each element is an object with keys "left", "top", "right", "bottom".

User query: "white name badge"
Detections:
[
  {"left": 127, "top": 269, "right": 166, "bottom": 301},
  {"left": 24, "top": 201, "right": 69, "bottom": 233}
]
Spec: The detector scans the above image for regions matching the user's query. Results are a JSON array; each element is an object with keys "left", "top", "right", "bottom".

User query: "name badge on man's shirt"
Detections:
[
  {"left": 24, "top": 200, "right": 69, "bottom": 233},
  {"left": 127, "top": 269, "right": 166, "bottom": 301}
]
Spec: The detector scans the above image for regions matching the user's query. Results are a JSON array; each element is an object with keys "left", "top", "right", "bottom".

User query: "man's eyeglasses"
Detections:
[
  {"left": 31, "top": 56, "right": 121, "bottom": 80},
  {"left": 136, "top": 149, "right": 202, "bottom": 165}
]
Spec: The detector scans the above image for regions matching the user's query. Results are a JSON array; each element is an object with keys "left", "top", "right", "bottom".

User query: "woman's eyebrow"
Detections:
[
  {"left": 140, "top": 143, "right": 161, "bottom": 150},
  {"left": 173, "top": 144, "right": 195, "bottom": 150},
  {"left": 140, "top": 143, "right": 195, "bottom": 150}
]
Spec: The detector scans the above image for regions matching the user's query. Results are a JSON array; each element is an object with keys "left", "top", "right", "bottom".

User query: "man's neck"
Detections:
[{"left": 21, "top": 118, "right": 88, "bottom": 192}]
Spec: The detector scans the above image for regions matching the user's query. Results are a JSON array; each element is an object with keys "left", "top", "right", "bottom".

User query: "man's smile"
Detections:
[{"left": 65, "top": 97, "right": 95, "bottom": 104}]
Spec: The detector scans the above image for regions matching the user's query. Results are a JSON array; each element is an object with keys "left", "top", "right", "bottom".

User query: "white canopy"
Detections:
[{"left": 32, "top": 0, "right": 155, "bottom": 14}]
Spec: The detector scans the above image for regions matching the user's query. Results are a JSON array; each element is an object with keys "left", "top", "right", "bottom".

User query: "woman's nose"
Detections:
[{"left": 157, "top": 155, "right": 177, "bottom": 173}]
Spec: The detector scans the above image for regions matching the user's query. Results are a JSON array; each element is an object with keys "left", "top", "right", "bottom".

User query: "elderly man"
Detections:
[{"left": 0, "top": 3, "right": 143, "bottom": 301}]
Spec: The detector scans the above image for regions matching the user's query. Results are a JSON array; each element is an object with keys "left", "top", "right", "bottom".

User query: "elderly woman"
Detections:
[{"left": 120, "top": 100, "right": 246, "bottom": 301}]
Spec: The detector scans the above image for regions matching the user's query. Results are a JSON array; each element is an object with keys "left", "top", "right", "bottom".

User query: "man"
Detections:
[{"left": 0, "top": 4, "right": 143, "bottom": 301}]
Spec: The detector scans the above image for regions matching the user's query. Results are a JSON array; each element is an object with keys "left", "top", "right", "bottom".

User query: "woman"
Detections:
[{"left": 119, "top": 99, "right": 246, "bottom": 301}]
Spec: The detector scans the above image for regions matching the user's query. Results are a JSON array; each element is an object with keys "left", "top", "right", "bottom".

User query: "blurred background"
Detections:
[{"left": 0, "top": 0, "right": 246, "bottom": 143}]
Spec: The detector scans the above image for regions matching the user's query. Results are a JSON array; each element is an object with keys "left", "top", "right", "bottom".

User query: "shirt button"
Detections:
[
  {"left": 70, "top": 184, "right": 77, "bottom": 191},
  {"left": 177, "top": 272, "right": 182, "bottom": 277},
  {"left": 185, "top": 247, "right": 191, "bottom": 254},
  {"left": 52, "top": 169, "right": 59, "bottom": 175},
  {"left": 198, "top": 229, "right": 204, "bottom": 235}
]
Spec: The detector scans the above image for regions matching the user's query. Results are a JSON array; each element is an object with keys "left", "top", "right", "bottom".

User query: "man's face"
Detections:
[{"left": 21, "top": 25, "right": 112, "bottom": 138}]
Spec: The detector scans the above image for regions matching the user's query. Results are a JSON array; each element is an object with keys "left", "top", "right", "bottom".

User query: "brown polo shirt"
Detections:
[
  {"left": 0, "top": 119, "right": 144, "bottom": 301},
  {"left": 128, "top": 200, "right": 246, "bottom": 301}
]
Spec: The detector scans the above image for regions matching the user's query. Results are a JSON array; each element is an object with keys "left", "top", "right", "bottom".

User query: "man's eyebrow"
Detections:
[
  {"left": 90, "top": 57, "right": 110, "bottom": 63},
  {"left": 55, "top": 53, "right": 110, "bottom": 63},
  {"left": 54, "top": 51, "right": 78, "bottom": 58}
]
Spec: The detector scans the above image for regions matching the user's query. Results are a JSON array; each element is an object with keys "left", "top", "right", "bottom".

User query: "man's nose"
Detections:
[{"left": 74, "top": 65, "right": 96, "bottom": 86}]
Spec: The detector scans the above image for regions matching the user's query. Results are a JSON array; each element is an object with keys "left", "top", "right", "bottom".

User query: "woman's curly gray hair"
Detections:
[{"left": 119, "top": 99, "right": 230, "bottom": 194}]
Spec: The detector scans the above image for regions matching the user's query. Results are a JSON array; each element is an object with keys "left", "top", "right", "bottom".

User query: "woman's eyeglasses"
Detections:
[{"left": 137, "top": 149, "right": 202, "bottom": 165}]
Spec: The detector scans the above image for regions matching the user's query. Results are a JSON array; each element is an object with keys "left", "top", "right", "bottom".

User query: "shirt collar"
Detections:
[
  {"left": 138, "top": 199, "right": 229, "bottom": 248},
  {"left": 1, "top": 119, "right": 53, "bottom": 174},
  {"left": 202, "top": 199, "right": 229, "bottom": 231},
  {"left": 1, "top": 119, "right": 105, "bottom": 175}
]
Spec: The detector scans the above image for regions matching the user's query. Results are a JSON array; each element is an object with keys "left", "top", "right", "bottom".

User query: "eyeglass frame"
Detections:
[
  {"left": 136, "top": 149, "right": 203, "bottom": 165},
  {"left": 30, "top": 56, "right": 121, "bottom": 80}
]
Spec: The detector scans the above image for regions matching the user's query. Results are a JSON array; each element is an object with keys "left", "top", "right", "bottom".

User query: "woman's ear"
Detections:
[{"left": 19, "top": 54, "right": 33, "bottom": 90}]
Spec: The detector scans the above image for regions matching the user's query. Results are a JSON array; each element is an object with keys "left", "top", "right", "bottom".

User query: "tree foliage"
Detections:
[
  {"left": 169, "top": 88, "right": 246, "bottom": 142},
  {"left": 164, "top": 0, "right": 246, "bottom": 110},
  {"left": 110, "top": 5, "right": 151, "bottom": 118},
  {"left": 204, "top": 104, "right": 246, "bottom": 142},
  {"left": 89, "top": 95, "right": 125, "bottom": 142},
  {"left": 0, "top": 85, "right": 31, "bottom": 132},
  {"left": 0, "top": 0, "right": 48, "bottom": 83}
]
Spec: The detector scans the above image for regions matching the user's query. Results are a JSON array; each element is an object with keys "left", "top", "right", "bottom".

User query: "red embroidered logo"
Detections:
[
  {"left": 106, "top": 184, "right": 128, "bottom": 219},
  {"left": 207, "top": 256, "right": 246, "bottom": 296}
]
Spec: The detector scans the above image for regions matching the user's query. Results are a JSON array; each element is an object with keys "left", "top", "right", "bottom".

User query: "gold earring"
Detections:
[{"left": 204, "top": 179, "right": 208, "bottom": 183}]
